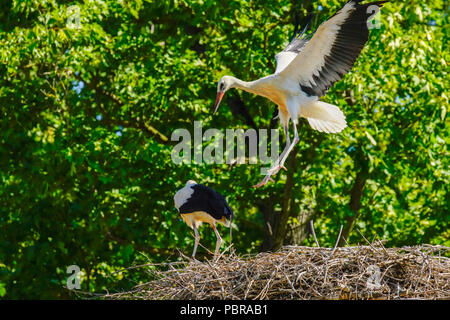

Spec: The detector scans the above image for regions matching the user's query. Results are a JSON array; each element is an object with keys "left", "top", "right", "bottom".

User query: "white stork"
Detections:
[
  {"left": 174, "top": 180, "right": 234, "bottom": 258},
  {"left": 213, "top": 0, "right": 388, "bottom": 187}
]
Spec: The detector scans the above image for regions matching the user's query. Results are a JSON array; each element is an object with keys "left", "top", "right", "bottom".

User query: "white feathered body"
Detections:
[{"left": 236, "top": 74, "right": 347, "bottom": 134}]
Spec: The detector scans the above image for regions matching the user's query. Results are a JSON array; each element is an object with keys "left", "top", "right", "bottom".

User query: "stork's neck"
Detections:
[{"left": 230, "top": 77, "right": 267, "bottom": 96}]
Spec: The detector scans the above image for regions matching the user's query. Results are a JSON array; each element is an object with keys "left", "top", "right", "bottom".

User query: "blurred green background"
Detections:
[{"left": 0, "top": 0, "right": 448, "bottom": 299}]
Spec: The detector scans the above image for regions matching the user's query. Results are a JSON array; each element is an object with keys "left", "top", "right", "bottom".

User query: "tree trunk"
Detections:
[{"left": 285, "top": 208, "right": 316, "bottom": 245}]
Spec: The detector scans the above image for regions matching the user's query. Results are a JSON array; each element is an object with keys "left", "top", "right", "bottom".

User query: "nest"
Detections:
[{"left": 104, "top": 243, "right": 450, "bottom": 300}]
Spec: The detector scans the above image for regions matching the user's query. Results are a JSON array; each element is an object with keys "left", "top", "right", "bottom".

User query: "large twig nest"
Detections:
[{"left": 104, "top": 243, "right": 449, "bottom": 300}]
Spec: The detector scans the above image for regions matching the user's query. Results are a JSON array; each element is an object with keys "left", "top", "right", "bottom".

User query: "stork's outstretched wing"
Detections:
[
  {"left": 274, "top": 15, "right": 314, "bottom": 74},
  {"left": 279, "top": 0, "right": 387, "bottom": 97}
]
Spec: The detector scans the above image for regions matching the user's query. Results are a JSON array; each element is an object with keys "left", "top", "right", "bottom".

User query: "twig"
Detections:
[
  {"left": 328, "top": 225, "right": 344, "bottom": 259},
  {"left": 310, "top": 220, "right": 320, "bottom": 248}
]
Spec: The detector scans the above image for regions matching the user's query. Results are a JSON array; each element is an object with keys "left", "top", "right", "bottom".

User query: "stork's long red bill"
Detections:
[{"left": 213, "top": 92, "right": 224, "bottom": 114}]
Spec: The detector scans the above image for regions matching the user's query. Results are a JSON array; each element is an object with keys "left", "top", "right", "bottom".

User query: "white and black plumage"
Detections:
[
  {"left": 213, "top": 0, "right": 388, "bottom": 187},
  {"left": 174, "top": 180, "right": 234, "bottom": 258}
]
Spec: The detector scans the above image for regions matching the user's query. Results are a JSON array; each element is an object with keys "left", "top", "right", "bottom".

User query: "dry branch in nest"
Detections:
[{"left": 103, "top": 243, "right": 449, "bottom": 300}]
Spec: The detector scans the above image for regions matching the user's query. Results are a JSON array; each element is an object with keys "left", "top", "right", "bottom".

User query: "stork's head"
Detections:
[
  {"left": 213, "top": 76, "right": 235, "bottom": 114},
  {"left": 186, "top": 180, "right": 197, "bottom": 186}
]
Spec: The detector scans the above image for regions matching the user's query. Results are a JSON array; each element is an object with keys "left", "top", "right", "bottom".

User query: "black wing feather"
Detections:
[
  {"left": 178, "top": 184, "right": 233, "bottom": 221},
  {"left": 300, "top": 0, "right": 388, "bottom": 97}
]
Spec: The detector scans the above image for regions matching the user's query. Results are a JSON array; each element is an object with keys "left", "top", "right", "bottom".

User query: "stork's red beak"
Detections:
[{"left": 213, "top": 92, "right": 224, "bottom": 115}]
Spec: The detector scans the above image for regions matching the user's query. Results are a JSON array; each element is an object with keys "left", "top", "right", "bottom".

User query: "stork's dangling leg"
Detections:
[
  {"left": 271, "top": 120, "right": 291, "bottom": 174},
  {"left": 211, "top": 223, "right": 222, "bottom": 257},
  {"left": 253, "top": 119, "right": 299, "bottom": 188},
  {"left": 253, "top": 115, "right": 291, "bottom": 188},
  {"left": 191, "top": 222, "right": 201, "bottom": 258},
  {"left": 277, "top": 119, "right": 300, "bottom": 169}
]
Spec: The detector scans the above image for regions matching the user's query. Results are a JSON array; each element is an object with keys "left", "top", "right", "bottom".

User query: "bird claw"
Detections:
[
  {"left": 252, "top": 164, "right": 287, "bottom": 188},
  {"left": 267, "top": 164, "right": 288, "bottom": 175},
  {"left": 253, "top": 176, "right": 275, "bottom": 188},
  {"left": 273, "top": 164, "right": 287, "bottom": 174}
]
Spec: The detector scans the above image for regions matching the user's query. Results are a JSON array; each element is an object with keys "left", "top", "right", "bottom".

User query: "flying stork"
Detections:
[
  {"left": 174, "top": 180, "right": 234, "bottom": 258},
  {"left": 213, "top": 0, "right": 388, "bottom": 187}
]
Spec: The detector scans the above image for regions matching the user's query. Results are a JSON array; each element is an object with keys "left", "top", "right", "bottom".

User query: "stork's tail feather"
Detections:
[{"left": 302, "top": 101, "right": 347, "bottom": 134}]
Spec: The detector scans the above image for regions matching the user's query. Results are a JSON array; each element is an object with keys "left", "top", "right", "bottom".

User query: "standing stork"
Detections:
[
  {"left": 213, "top": 0, "right": 388, "bottom": 187},
  {"left": 174, "top": 180, "right": 234, "bottom": 258}
]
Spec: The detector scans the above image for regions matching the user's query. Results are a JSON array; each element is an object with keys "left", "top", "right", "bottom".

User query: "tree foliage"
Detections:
[{"left": 0, "top": 0, "right": 448, "bottom": 298}]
